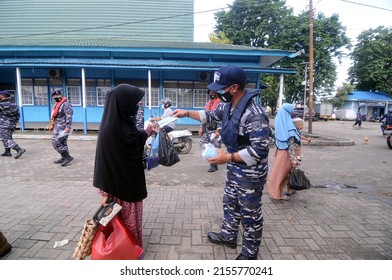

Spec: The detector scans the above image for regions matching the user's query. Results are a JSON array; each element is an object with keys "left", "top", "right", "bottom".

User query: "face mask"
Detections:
[
  {"left": 54, "top": 97, "right": 62, "bottom": 102},
  {"left": 216, "top": 85, "right": 234, "bottom": 103}
]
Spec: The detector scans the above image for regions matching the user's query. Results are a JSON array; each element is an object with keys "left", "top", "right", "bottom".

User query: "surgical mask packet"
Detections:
[{"left": 201, "top": 143, "right": 218, "bottom": 158}]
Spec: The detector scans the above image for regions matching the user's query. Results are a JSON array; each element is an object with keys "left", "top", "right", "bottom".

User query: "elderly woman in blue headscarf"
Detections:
[{"left": 267, "top": 103, "right": 301, "bottom": 201}]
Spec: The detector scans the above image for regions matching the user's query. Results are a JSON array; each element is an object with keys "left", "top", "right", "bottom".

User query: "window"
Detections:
[
  {"left": 34, "top": 79, "right": 49, "bottom": 105},
  {"left": 33, "top": 86, "right": 48, "bottom": 105},
  {"left": 21, "top": 79, "right": 33, "bottom": 105},
  {"left": 143, "top": 87, "right": 160, "bottom": 107},
  {"left": 97, "top": 87, "right": 111, "bottom": 106},
  {"left": 66, "top": 86, "right": 81, "bottom": 106},
  {"left": 86, "top": 86, "right": 97, "bottom": 106},
  {"left": 21, "top": 87, "right": 34, "bottom": 105},
  {"left": 178, "top": 88, "right": 193, "bottom": 108},
  {"left": 177, "top": 82, "right": 192, "bottom": 108},
  {"left": 193, "top": 89, "right": 208, "bottom": 108},
  {"left": 163, "top": 88, "right": 177, "bottom": 107}
]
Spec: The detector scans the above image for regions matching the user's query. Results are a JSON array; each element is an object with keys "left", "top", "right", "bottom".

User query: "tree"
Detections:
[
  {"left": 212, "top": 0, "right": 351, "bottom": 111},
  {"left": 208, "top": 32, "right": 232, "bottom": 44},
  {"left": 259, "top": 75, "right": 280, "bottom": 115},
  {"left": 348, "top": 26, "right": 392, "bottom": 94},
  {"left": 330, "top": 83, "right": 354, "bottom": 108}
]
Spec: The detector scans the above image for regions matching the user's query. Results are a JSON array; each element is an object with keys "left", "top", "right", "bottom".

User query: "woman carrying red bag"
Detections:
[{"left": 93, "top": 84, "right": 155, "bottom": 250}]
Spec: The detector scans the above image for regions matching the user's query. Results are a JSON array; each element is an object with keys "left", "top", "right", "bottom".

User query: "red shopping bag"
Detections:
[{"left": 91, "top": 215, "right": 144, "bottom": 260}]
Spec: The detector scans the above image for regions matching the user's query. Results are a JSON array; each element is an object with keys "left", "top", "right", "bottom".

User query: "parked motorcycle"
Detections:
[
  {"left": 167, "top": 129, "right": 193, "bottom": 154},
  {"left": 144, "top": 114, "right": 193, "bottom": 154},
  {"left": 368, "top": 112, "right": 380, "bottom": 122}
]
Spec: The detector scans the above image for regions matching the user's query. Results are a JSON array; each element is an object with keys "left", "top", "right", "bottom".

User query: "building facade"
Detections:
[{"left": 0, "top": 0, "right": 297, "bottom": 132}]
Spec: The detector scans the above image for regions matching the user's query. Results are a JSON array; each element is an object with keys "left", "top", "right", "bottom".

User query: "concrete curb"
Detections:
[
  {"left": 305, "top": 133, "right": 355, "bottom": 146},
  {"left": 13, "top": 133, "right": 98, "bottom": 141}
]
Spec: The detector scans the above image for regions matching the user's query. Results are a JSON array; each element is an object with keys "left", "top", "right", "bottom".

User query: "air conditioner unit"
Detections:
[
  {"left": 198, "top": 72, "right": 210, "bottom": 81},
  {"left": 49, "top": 69, "right": 62, "bottom": 79}
]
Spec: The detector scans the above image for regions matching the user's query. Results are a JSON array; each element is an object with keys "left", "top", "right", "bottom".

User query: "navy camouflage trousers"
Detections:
[
  {"left": 220, "top": 162, "right": 266, "bottom": 257},
  {"left": 0, "top": 127, "right": 18, "bottom": 149},
  {"left": 52, "top": 126, "right": 69, "bottom": 155}
]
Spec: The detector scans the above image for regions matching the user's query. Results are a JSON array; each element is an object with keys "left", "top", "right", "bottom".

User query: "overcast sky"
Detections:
[{"left": 194, "top": 0, "right": 392, "bottom": 87}]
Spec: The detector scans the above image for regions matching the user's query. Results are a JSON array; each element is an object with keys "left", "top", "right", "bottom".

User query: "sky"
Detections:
[{"left": 194, "top": 0, "right": 392, "bottom": 88}]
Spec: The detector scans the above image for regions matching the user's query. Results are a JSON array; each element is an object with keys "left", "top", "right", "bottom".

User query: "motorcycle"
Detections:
[
  {"left": 144, "top": 114, "right": 193, "bottom": 154},
  {"left": 384, "top": 125, "right": 392, "bottom": 149},
  {"left": 368, "top": 112, "right": 380, "bottom": 122}
]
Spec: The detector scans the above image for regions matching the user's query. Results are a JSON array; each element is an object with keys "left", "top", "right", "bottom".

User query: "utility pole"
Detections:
[
  {"left": 308, "top": 0, "right": 314, "bottom": 134},
  {"left": 301, "top": 62, "right": 309, "bottom": 120}
]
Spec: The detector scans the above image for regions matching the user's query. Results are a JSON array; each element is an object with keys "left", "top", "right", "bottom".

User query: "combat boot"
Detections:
[
  {"left": 208, "top": 164, "right": 218, "bottom": 172},
  {"left": 60, "top": 151, "right": 74, "bottom": 166},
  {"left": 1, "top": 148, "right": 12, "bottom": 157},
  {"left": 13, "top": 145, "right": 26, "bottom": 159},
  {"left": 53, "top": 156, "right": 65, "bottom": 164},
  {"left": 0, "top": 231, "right": 12, "bottom": 258}
]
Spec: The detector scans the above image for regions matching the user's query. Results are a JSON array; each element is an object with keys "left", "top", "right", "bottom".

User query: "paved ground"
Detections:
[{"left": 0, "top": 120, "right": 391, "bottom": 260}]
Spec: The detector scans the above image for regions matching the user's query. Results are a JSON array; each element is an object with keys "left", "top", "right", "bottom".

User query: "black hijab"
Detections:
[{"left": 93, "top": 84, "right": 148, "bottom": 202}]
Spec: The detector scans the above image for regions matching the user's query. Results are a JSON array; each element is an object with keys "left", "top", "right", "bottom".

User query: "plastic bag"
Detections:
[
  {"left": 58, "top": 129, "right": 72, "bottom": 138},
  {"left": 158, "top": 129, "right": 180, "bottom": 166},
  {"left": 91, "top": 215, "right": 144, "bottom": 260},
  {"left": 288, "top": 167, "right": 311, "bottom": 190},
  {"left": 201, "top": 143, "right": 218, "bottom": 158},
  {"left": 146, "top": 133, "right": 160, "bottom": 170}
]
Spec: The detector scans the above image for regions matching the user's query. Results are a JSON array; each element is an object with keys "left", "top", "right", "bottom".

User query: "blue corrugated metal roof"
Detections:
[{"left": 348, "top": 91, "right": 392, "bottom": 102}]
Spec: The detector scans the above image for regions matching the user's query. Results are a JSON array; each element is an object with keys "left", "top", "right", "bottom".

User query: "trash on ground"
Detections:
[{"left": 54, "top": 239, "right": 69, "bottom": 248}]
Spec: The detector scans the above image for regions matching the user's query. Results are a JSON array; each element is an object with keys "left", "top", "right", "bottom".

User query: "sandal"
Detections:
[
  {"left": 280, "top": 195, "right": 291, "bottom": 201},
  {"left": 285, "top": 190, "right": 297, "bottom": 196}
]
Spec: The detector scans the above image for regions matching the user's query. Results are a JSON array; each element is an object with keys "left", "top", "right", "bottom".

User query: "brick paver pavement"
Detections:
[{"left": 0, "top": 120, "right": 391, "bottom": 260}]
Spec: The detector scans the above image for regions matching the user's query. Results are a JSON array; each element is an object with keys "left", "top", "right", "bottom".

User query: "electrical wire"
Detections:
[{"left": 341, "top": 0, "right": 392, "bottom": 12}]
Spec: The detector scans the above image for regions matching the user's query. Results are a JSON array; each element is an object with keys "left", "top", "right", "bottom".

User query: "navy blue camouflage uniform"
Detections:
[
  {"left": 51, "top": 99, "right": 73, "bottom": 161},
  {"left": 0, "top": 92, "right": 26, "bottom": 158},
  {"left": 199, "top": 89, "right": 270, "bottom": 258}
]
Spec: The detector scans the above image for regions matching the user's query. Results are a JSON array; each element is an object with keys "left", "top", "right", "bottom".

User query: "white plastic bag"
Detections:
[{"left": 201, "top": 143, "right": 218, "bottom": 158}]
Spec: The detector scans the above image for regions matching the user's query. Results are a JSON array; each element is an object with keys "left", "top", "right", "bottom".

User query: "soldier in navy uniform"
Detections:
[
  {"left": 48, "top": 90, "right": 74, "bottom": 166},
  {"left": 199, "top": 90, "right": 222, "bottom": 172},
  {"left": 173, "top": 65, "right": 270, "bottom": 260},
  {"left": 0, "top": 90, "right": 26, "bottom": 159}
]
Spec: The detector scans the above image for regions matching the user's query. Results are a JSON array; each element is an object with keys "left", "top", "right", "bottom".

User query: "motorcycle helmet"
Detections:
[{"left": 160, "top": 98, "right": 172, "bottom": 108}]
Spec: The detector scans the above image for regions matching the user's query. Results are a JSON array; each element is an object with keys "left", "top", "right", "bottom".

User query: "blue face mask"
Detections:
[{"left": 216, "top": 85, "right": 234, "bottom": 103}]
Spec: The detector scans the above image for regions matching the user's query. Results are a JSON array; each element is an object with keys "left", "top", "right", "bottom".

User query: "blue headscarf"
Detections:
[{"left": 274, "top": 103, "right": 300, "bottom": 150}]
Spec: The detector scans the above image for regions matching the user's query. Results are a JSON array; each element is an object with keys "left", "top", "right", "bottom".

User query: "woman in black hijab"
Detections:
[{"left": 93, "top": 84, "right": 153, "bottom": 247}]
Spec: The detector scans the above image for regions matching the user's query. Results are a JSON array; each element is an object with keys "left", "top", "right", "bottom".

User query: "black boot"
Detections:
[
  {"left": 13, "top": 145, "right": 26, "bottom": 159},
  {"left": 60, "top": 151, "right": 74, "bottom": 166},
  {"left": 208, "top": 164, "right": 218, "bottom": 172},
  {"left": 1, "top": 148, "right": 12, "bottom": 157},
  {"left": 54, "top": 156, "right": 65, "bottom": 164}
]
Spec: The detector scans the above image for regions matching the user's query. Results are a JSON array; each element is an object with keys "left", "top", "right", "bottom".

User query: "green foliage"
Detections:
[
  {"left": 208, "top": 32, "right": 232, "bottom": 44},
  {"left": 259, "top": 75, "right": 280, "bottom": 115},
  {"left": 348, "top": 26, "right": 392, "bottom": 94},
  {"left": 212, "top": 0, "right": 351, "bottom": 107},
  {"left": 330, "top": 83, "right": 355, "bottom": 108}
]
